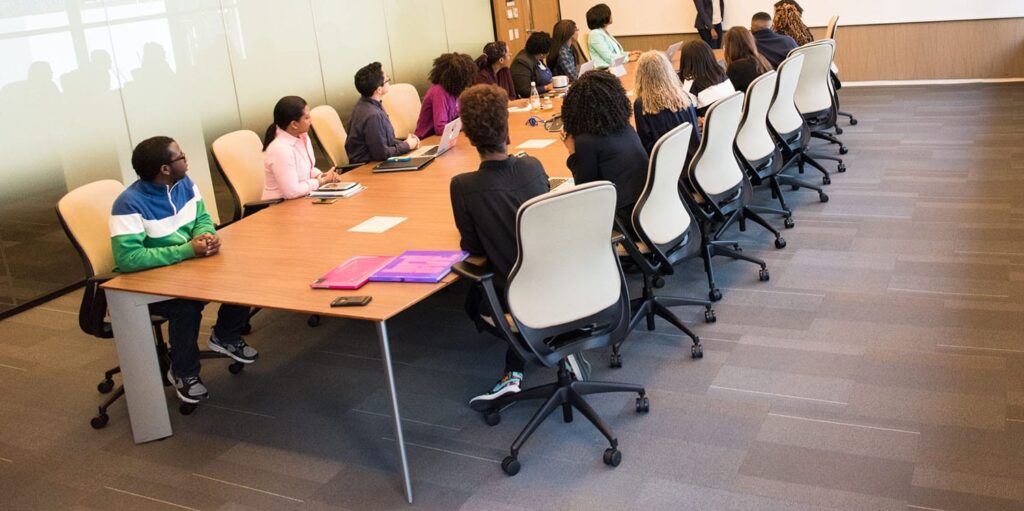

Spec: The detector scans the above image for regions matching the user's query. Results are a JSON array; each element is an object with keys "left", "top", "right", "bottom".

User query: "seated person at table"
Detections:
[
  {"left": 415, "top": 53, "right": 476, "bottom": 139},
  {"left": 449, "top": 85, "right": 550, "bottom": 408},
  {"left": 723, "top": 26, "right": 772, "bottom": 94},
  {"left": 773, "top": 2, "right": 814, "bottom": 46},
  {"left": 110, "top": 136, "right": 257, "bottom": 404},
  {"left": 751, "top": 11, "right": 797, "bottom": 69},
  {"left": 585, "top": 3, "right": 638, "bottom": 68},
  {"left": 678, "top": 40, "right": 735, "bottom": 116},
  {"left": 547, "top": 19, "right": 584, "bottom": 82},
  {"left": 263, "top": 95, "right": 339, "bottom": 200},
  {"left": 472, "top": 41, "right": 518, "bottom": 99},
  {"left": 561, "top": 70, "right": 647, "bottom": 234},
  {"left": 510, "top": 31, "right": 555, "bottom": 99},
  {"left": 633, "top": 51, "right": 700, "bottom": 160},
  {"left": 345, "top": 62, "right": 419, "bottom": 163}
]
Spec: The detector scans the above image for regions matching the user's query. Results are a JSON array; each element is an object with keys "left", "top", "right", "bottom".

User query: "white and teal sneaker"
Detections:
[{"left": 470, "top": 371, "right": 523, "bottom": 411}]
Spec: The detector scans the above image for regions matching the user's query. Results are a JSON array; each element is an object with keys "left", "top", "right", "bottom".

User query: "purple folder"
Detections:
[{"left": 369, "top": 250, "right": 469, "bottom": 283}]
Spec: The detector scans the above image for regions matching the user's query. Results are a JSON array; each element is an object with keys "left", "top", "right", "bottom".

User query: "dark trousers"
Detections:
[
  {"left": 148, "top": 299, "right": 250, "bottom": 378},
  {"left": 697, "top": 23, "right": 723, "bottom": 49},
  {"left": 465, "top": 282, "right": 526, "bottom": 374}
]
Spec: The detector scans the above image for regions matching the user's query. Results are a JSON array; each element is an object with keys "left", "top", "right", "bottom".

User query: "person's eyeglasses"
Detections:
[
  {"left": 168, "top": 153, "right": 187, "bottom": 164},
  {"left": 383, "top": 78, "right": 392, "bottom": 84}
]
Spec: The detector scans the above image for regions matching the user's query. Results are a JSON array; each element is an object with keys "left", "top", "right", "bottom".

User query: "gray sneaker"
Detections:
[
  {"left": 208, "top": 332, "right": 258, "bottom": 364},
  {"left": 167, "top": 369, "right": 209, "bottom": 404}
]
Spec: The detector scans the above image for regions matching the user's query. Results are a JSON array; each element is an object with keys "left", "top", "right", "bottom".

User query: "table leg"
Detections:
[
  {"left": 106, "top": 290, "right": 173, "bottom": 443},
  {"left": 376, "top": 320, "right": 412, "bottom": 503}
]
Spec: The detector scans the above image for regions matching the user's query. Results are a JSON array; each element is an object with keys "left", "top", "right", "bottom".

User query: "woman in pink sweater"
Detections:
[{"left": 262, "top": 96, "right": 339, "bottom": 200}]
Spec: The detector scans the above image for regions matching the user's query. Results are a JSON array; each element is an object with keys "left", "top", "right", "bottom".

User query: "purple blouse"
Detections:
[{"left": 414, "top": 84, "right": 460, "bottom": 139}]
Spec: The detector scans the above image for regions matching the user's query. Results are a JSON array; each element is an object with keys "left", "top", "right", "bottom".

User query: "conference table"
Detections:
[{"left": 100, "top": 65, "right": 640, "bottom": 502}]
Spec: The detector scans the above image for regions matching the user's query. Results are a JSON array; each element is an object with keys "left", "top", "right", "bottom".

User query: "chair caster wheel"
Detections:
[
  {"left": 636, "top": 396, "right": 650, "bottom": 413},
  {"left": 759, "top": 268, "right": 770, "bottom": 282},
  {"left": 850, "top": 118, "right": 858, "bottom": 125},
  {"left": 241, "top": 323, "right": 252, "bottom": 335},
  {"left": 822, "top": 176, "right": 831, "bottom": 185},
  {"left": 307, "top": 315, "right": 321, "bottom": 327},
  {"left": 179, "top": 402, "right": 198, "bottom": 415},
  {"left": 839, "top": 146, "right": 849, "bottom": 155},
  {"left": 819, "top": 193, "right": 829, "bottom": 203},
  {"left": 603, "top": 448, "right": 622, "bottom": 467},
  {"left": 228, "top": 362, "right": 244, "bottom": 374},
  {"left": 91, "top": 413, "right": 109, "bottom": 429},
  {"left": 501, "top": 456, "right": 520, "bottom": 476},
  {"left": 709, "top": 288, "right": 722, "bottom": 302},
  {"left": 97, "top": 379, "right": 114, "bottom": 394},
  {"left": 485, "top": 411, "right": 501, "bottom": 426},
  {"left": 691, "top": 344, "right": 704, "bottom": 359},
  {"left": 837, "top": 163, "right": 847, "bottom": 173},
  {"left": 784, "top": 218, "right": 795, "bottom": 229},
  {"left": 609, "top": 352, "right": 623, "bottom": 369},
  {"left": 774, "top": 238, "right": 787, "bottom": 249},
  {"left": 733, "top": 244, "right": 742, "bottom": 251},
  {"left": 791, "top": 184, "right": 800, "bottom": 191},
  {"left": 704, "top": 308, "right": 716, "bottom": 323},
  {"left": 653, "top": 276, "right": 665, "bottom": 288},
  {"left": 835, "top": 127, "right": 844, "bottom": 135}
]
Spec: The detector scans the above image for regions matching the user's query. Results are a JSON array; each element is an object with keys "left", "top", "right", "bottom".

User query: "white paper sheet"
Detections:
[
  {"left": 508, "top": 105, "right": 532, "bottom": 113},
  {"left": 348, "top": 216, "right": 407, "bottom": 233},
  {"left": 516, "top": 139, "right": 556, "bottom": 149}
]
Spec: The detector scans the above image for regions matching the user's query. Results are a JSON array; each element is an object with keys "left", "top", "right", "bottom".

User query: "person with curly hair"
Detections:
[
  {"left": 678, "top": 40, "right": 735, "bottom": 115},
  {"left": 633, "top": 51, "right": 699, "bottom": 158},
  {"left": 773, "top": 2, "right": 814, "bottom": 46},
  {"left": 472, "top": 41, "right": 517, "bottom": 99},
  {"left": 449, "top": 84, "right": 550, "bottom": 408},
  {"left": 561, "top": 70, "right": 647, "bottom": 229},
  {"left": 723, "top": 26, "right": 772, "bottom": 93},
  {"left": 415, "top": 52, "right": 476, "bottom": 138},
  {"left": 510, "top": 31, "right": 554, "bottom": 99}
]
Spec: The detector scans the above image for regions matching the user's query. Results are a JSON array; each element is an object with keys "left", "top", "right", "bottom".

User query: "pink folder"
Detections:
[{"left": 311, "top": 256, "right": 396, "bottom": 289}]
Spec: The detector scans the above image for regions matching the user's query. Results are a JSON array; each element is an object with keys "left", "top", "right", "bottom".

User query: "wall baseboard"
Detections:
[{"left": 845, "top": 78, "right": 1024, "bottom": 87}]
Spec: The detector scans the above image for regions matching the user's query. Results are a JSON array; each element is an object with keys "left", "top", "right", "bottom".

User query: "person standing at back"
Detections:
[
  {"left": 345, "top": 62, "right": 419, "bottom": 163},
  {"left": 263, "top": 95, "right": 339, "bottom": 200},
  {"left": 750, "top": 11, "right": 797, "bottom": 69},
  {"left": 415, "top": 53, "right": 477, "bottom": 139},
  {"left": 693, "top": 0, "right": 725, "bottom": 49},
  {"left": 723, "top": 26, "right": 772, "bottom": 94}
]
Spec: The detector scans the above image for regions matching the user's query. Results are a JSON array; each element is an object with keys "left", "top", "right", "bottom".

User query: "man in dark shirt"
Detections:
[
  {"left": 751, "top": 12, "right": 798, "bottom": 69},
  {"left": 345, "top": 62, "right": 419, "bottom": 163},
  {"left": 449, "top": 84, "right": 550, "bottom": 409}
]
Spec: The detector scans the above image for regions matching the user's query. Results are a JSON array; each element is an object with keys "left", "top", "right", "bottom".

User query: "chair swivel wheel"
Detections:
[
  {"left": 636, "top": 396, "right": 650, "bottom": 413},
  {"left": 653, "top": 276, "right": 665, "bottom": 288},
  {"left": 179, "top": 402, "right": 198, "bottom": 416},
  {"left": 784, "top": 217, "right": 795, "bottom": 229},
  {"left": 835, "top": 126, "right": 844, "bottom": 135},
  {"left": 97, "top": 379, "right": 114, "bottom": 394},
  {"left": 774, "top": 237, "right": 787, "bottom": 249},
  {"left": 704, "top": 308, "right": 716, "bottom": 323},
  {"left": 91, "top": 413, "right": 109, "bottom": 429},
  {"left": 732, "top": 243, "right": 742, "bottom": 251},
  {"left": 822, "top": 176, "right": 831, "bottom": 185},
  {"left": 819, "top": 193, "right": 829, "bottom": 203},
  {"left": 484, "top": 410, "right": 501, "bottom": 426},
  {"left": 307, "top": 315, "right": 321, "bottom": 327},
  {"left": 228, "top": 362, "right": 244, "bottom": 374},
  {"left": 691, "top": 344, "right": 704, "bottom": 359},
  {"left": 839, "top": 146, "right": 849, "bottom": 155},
  {"left": 837, "top": 163, "right": 847, "bottom": 173},
  {"left": 759, "top": 268, "right": 770, "bottom": 282},
  {"left": 850, "top": 118, "right": 859, "bottom": 125},
  {"left": 791, "top": 184, "right": 800, "bottom": 191},
  {"left": 603, "top": 448, "right": 622, "bottom": 467},
  {"left": 241, "top": 323, "right": 252, "bottom": 335},
  {"left": 609, "top": 352, "right": 623, "bottom": 369},
  {"left": 501, "top": 456, "right": 521, "bottom": 476},
  {"left": 709, "top": 288, "right": 722, "bottom": 302}
]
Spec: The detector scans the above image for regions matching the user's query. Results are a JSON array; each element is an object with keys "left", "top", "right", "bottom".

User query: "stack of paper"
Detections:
[{"left": 310, "top": 182, "right": 365, "bottom": 198}]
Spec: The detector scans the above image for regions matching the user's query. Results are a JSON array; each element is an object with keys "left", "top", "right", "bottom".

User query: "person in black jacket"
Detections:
[
  {"left": 692, "top": 0, "right": 725, "bottom": 49},
  {"left": 561, "top": 70, "right": 647, "bottom": 233},
  {"left": 510, "top": 31, "right": 554, "bottom": 98},
  {"left": 723, "top": 26, "right": 772, "bottom": 94},
  {"left": 633, "top": 51, "right": 700, "bottom": 161},
  {"left": 750, "top": 11, "right": 797, "bottom": 69}
]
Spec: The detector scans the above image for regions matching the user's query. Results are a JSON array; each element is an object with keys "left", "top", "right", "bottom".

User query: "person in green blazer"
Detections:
[{"left": 585, "top": 3, "right": 639, "bottom": 69}]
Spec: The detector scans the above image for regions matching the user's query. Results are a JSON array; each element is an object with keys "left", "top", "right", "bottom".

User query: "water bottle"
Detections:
[{"left": 529, "top": 81, "right": 541, "bottom": 112}]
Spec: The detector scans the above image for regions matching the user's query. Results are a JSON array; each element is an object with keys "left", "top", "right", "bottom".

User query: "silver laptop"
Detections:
[{"left": 411, "top": 117, "right": 461, "bottom": 157}]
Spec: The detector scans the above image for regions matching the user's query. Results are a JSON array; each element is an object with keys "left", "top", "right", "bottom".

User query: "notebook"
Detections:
[
  {"left": 309, "top": 182, "right": 365, "bottom": 198},
  {"left": 368, "top": 250, "right": 469, "bottom": 283},
  {"left": 310, "top": 255, "right": 395, "bottom": 289},
  {"left": 372, "top": 156, "right": 436, "bottom": 173}
]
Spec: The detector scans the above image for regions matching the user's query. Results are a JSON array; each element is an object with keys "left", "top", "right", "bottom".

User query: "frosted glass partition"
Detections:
[{"left": 0, "top": 0, "right": 494, "bottom": 315}]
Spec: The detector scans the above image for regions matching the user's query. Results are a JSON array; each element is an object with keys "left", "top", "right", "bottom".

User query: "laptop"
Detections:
[
  {"left": 608, "top": 55, "right": 627, "bottom": 77},
  {"left": 410, "top": 117, "right": 462, "bottom": 158},
  {"left": 666, "top": 41, "right": 683, "bottom": 62}
]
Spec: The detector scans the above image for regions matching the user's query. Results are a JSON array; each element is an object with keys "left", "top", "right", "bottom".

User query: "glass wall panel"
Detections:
[
  {"left": 443, "top": 0, "right": 496, "bottom": 56},
  {"left": 383, "top": 0, "right": 450, "bottom": 90}
]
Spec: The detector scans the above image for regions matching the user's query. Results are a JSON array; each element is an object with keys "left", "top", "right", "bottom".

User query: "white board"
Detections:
[{"left": 558, "top": 0, "right": 1024, "bottom": 37}]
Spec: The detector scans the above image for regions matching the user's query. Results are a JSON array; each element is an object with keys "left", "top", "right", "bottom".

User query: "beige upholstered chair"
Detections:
[
  {"left": 381, "top": 83, "right": 421, "bottom": 139},
  {"left": 211, "top": 130, "right": 279, "bottom": 223},
  {"left": 309, "top": 105, "right": 361, "bottom": 172}
]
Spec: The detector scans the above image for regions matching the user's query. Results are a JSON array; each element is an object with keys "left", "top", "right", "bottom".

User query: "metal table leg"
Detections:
[{"left": 376, "top": 320, "right": 413, "bottom": 503}]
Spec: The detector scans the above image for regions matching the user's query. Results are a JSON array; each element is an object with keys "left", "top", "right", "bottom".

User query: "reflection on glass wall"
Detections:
[{"left": 0, "top": 0, "right": 494, "bottom": 315}]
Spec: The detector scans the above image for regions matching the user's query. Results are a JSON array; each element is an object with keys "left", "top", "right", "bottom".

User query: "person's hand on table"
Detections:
[
  {"left": 317, "top": 170, "right": 339, "bottom": 186},
  {"left": 191, "top": 234, "right": 219, "bottom": 257},
  {"left": 406, "top": 134, "right": 420, "bottom": 150},
  {"left": 560, "top": 130, "right": 575, "bottom": 155}
]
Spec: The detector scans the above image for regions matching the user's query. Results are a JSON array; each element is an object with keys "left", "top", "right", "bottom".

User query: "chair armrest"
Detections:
[
  {"left": 242, "top": 199, "right": 283, "bottom": 217},
  {"left": 451, "top": 261, "right": 495, "bottom": 283},
  {"left": 333, "top": 163, "right": 364, "bottom": 173},
  {"left": 452, "top": 261, "right": 532, "bottom": 362},
  {"left": 88, "top": 272, "right": 119, "bottom": 285}
]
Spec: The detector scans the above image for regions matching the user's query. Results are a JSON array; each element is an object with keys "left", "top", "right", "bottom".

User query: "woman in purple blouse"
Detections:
[{"left": 415, "top": 53, "right": 477, "bottom": 139}]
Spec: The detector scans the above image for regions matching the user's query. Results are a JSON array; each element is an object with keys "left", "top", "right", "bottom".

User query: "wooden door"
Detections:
[{"left": 526, "top": 0, "right": 561, "bottom": 35}]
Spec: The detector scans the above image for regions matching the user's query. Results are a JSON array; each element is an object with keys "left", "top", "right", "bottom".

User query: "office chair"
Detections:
[
  {"left": 211, "top": 131, "right": 319, "bottom": 330},
  {"left": 791, "top": 40, "right": 849, "bottom": 158},
  {"left": 684, "top": 92, "right": 772, "bottom": 301},
  {"left": 578, "top": 31, "right": 592, "bottom": 61},
  {"left": 768, "top": 53, "right": 834, "bottom": 198},
  {"left": 452, "top": 182, "right": 648, "bottom": 476},
  {"left": 735, "top": 70, "right": 800, "bottom": 227},
  {"left": 825, "top": 15, "right": 858, "bottom": 130},
  {"left": 309, "top": 105, "right": 362, "bottom": 173},
  {"left": 56, "top": 180, "right": 243, "bottom": 429},
  {"left": 613, "top": 123, "right": 715, "bottom": 368},
  {"left": 381, "top": 83, "right": 421, "bottom": 139}
]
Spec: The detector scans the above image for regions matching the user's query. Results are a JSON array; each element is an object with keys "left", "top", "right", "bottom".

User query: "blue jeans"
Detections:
[{"left": 148, "top": 299, "right": 249, "bottom": 377}]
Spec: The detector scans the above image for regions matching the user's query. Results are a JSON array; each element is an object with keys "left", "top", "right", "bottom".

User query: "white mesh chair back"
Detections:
[
  {"left": 768, "top": 53, "right": 805, "bottom": 135},
  {"left": 56, "top": 180, "right": 126, "bottom": 277},
  {"left": 381, "top": 83, "right": 421, "bottom": 139},
  {"left": 636, "top": 123, "right": 693, "bottom": 245},
  {"left": 211, "top": 130, "right": 265, "bottom": 221},
  {"left": 310, "top": 105, "right": 350, "bottom": 167},
  {"left": 507, "top": 182, "right": 621, "bottom": 330},
  {"left": 691, "top": 92, "right": 745, "bottom": 196},
  {"left": 736, "top": 71, "right": 779, "bottom": 162},
  {"left": 791, "top": 40, "right": 835, "bottom": 115}
]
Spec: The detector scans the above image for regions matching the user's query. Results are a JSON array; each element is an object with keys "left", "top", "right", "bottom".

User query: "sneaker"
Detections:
[
  {"left": 565, "top": 352, "right": 591, "bottom": 381},
  {"left": 208, "top": 332, "right": 258, "bottom": 364},
  {"left": 167, "top": 369, "right": 209, "bottom": 404},
  {"left": 469, "top": 371, "right": 523, "bottom": 411}
]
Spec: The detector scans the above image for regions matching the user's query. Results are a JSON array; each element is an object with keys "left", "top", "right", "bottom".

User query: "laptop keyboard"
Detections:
[{"left": 421, "top": 146, "right": 439, "bottom": 157}]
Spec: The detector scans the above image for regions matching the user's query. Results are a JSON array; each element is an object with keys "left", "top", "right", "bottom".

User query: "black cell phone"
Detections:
[{"left": 331, "top": 295, "right": 372, "bottom": 307}]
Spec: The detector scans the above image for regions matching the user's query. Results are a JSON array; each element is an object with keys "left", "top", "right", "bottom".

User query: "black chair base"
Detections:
[
  {"left": 244, "top": 308, "right": 321, "bottom": 334},
  {"left": 480, "top": 366, "right": 647, "bottom": 476},
  {"left": 701, "top": 236, "right": 769, "bottom": 302}
]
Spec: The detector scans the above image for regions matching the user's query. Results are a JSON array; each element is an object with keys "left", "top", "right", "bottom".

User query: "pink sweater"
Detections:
[
  {"left": 262, "top": 128, "right": 320, "bottom": 200},
  {"left": 414, "top": 84, "right": 460, "bottom": 139}
]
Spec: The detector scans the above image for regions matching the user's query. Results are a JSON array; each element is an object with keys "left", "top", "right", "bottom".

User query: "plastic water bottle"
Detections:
[{"left": 529, "top": 81, "right": 541, "bottom": 112}]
